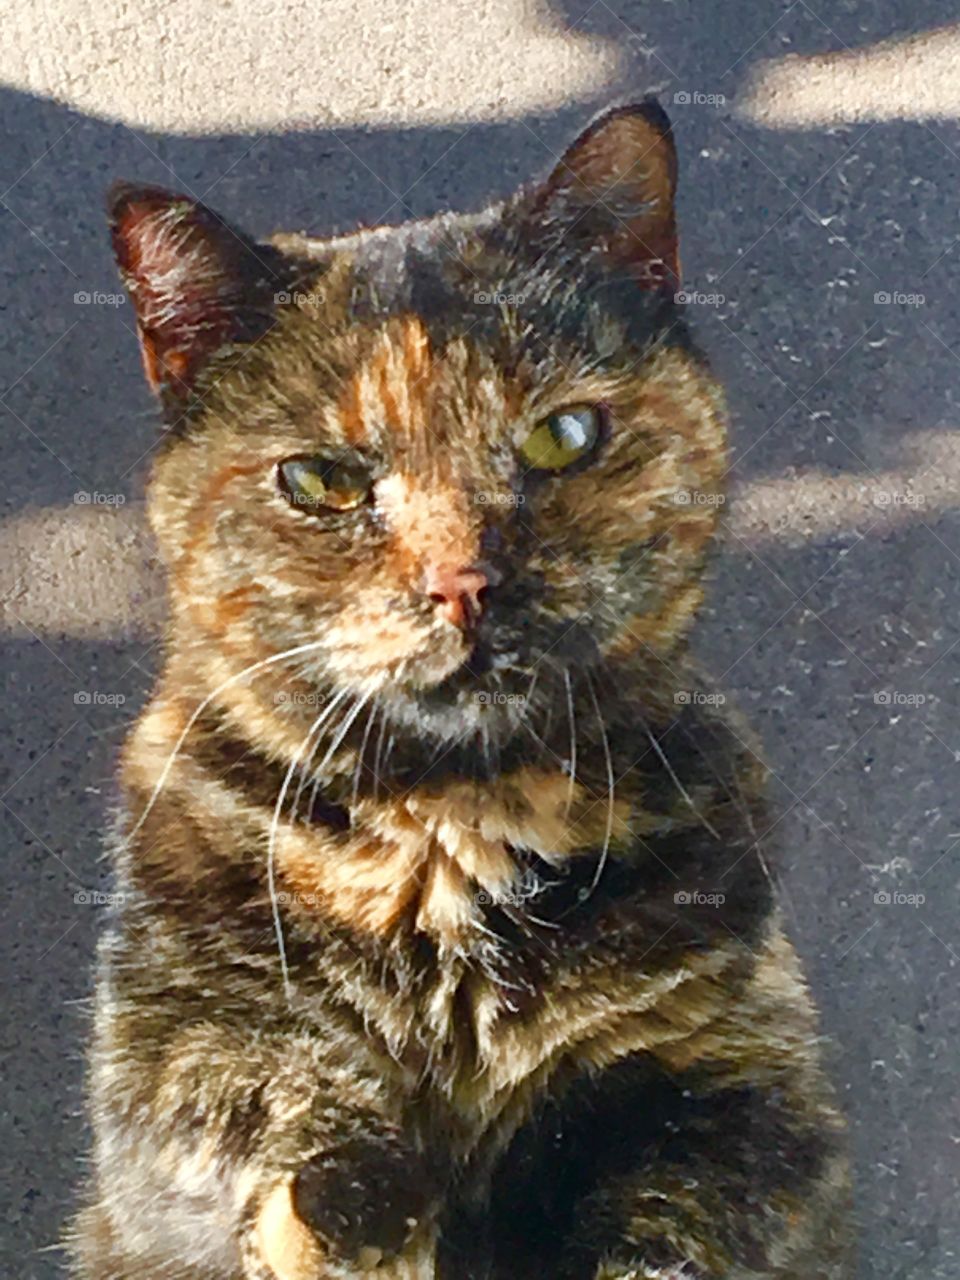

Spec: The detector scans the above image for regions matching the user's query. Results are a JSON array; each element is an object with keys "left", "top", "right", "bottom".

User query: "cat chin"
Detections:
[{"left": 384, "top": 684, "right": 530, "bottom": 746}]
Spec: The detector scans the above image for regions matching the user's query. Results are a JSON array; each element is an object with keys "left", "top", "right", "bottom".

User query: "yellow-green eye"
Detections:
[
  {"left": 518, "top": 405, "right": 602, "bottom": 471},
  {"left": 278, "top": 456, "right": 371, "bottom": 513}
]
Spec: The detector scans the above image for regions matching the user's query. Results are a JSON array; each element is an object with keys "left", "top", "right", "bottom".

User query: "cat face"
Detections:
[{"left": 111, "top": 102, "right": 726, "bottom": 746}]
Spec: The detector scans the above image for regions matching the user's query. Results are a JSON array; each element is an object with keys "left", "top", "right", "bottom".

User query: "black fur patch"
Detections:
[
  {"left": 293, "top": 1128, "right": 435, "bottom": 1261},
  {"left": 438, "top": 1055, "right": 832, "bottom": 1279}
]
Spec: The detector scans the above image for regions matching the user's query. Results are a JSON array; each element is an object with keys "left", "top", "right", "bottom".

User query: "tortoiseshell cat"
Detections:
[{"left": 70, "top": 101, "right": 853, "bottom": 1279}]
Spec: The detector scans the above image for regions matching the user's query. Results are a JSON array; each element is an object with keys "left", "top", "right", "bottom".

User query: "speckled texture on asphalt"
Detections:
[{"left": 2, "top": 3, "right": 960, "bottom": 1277}]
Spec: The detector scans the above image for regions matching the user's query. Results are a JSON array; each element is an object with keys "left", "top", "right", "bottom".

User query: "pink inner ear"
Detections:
[{"left": 110, "top": 188, "right": 260, "bottom": 398}]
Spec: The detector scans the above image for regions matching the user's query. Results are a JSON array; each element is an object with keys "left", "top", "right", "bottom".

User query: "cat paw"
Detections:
[
  {"left": 291, "top": 1131, "right": 432, "bottom": 1264},
  {"left": 254, "top": 1180, "right": 328, "bottom": 1280}
]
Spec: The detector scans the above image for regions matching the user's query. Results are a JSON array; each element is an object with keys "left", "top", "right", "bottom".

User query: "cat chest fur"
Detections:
[
  {"left": 273, "top": 769, "right": 742, "bottom": 1107},
  {"left": 124, "top": 712, "right": 738, "bottom": 1112},
  {"left": 273, "top": 765, "right": 631, "bottom": 945}
]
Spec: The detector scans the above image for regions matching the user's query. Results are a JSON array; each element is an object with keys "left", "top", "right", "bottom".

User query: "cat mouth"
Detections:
[
  {"left": 418, "top": 641, "right": 524, "bottom": 702},
  {"left": 418, "top": 615, "right": 598, "bottom": 700},
  {"left": 380, "top": 617, "right": 598, "bottom": 741},
  {"left": 376, "top": 635, "right": 534, "bottom": 741}
]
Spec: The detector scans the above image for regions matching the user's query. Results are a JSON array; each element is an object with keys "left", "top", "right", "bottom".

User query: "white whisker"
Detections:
[
  {"left": 585, "top": 670, "right": 616, "bottom": 899},
  {"left": 563, "top": 667, "right": 578, "bottom": 818},
  {"left": 302, "top": 689, "right": 372, "bottom": 818},
  {"left": 642, "top": 716, "right": 722, "bottom": 843},
  {"left": 267, "top": 704, "right": 338, "bottom": 1005},
  {"left": 288, "top": 687, "right": 352, "bottom": 827},
  {"left": 128, "top": 641, "right": 327, "bottom": 841},
  {"left": 372, "top": 709, "right": 391, "bottom": 803},
  {"left": 312, "top": 692, "right": 373, "bottom": 781},
  {"left": 353, "top": 697, "right": 382, "bottom": 806},
  {"left": 525, "top": 665, "right": 540, "bottom": 707}
]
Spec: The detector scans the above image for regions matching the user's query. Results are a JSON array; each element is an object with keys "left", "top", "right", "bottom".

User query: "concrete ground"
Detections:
[{"left": 2, "top": 2, "right": 960, "bottom": 1276}]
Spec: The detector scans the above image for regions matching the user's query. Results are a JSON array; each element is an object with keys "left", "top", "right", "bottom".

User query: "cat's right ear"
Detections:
[{"left": 108, "top": 183, "right": 290, "bottom": 413}]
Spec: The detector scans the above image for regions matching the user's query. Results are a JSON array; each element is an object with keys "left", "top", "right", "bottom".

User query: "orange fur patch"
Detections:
[
  {"left": 378, "top": 471, "right": 480, "bottom": 587},
  {"left": 275, "top": 767, "right": 634, "bottom": 946}
]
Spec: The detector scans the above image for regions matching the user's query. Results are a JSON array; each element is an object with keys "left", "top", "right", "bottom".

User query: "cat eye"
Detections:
[
  {"left": 518, "top": 405, "right": 602, "bottom": 472},
  {"left": 278, "top": 456, "right": 371, "bottom": 513}
]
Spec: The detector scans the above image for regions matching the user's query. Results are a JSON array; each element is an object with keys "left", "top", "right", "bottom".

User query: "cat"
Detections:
[{"left": 69, "top": 99, "right": 853, "bottom": 1279}]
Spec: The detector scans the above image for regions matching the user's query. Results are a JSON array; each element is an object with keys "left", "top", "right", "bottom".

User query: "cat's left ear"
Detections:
[
  {"left": 524, "top": 99, "right": 679, "bottom": 290},
  {"left": 108, "top": 183, "right": 291, "bottom": 411}
]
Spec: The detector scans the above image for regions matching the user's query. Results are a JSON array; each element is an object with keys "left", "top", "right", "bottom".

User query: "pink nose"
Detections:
[{"left": 424, "top": 563, "right": 488, "bottom": 629}]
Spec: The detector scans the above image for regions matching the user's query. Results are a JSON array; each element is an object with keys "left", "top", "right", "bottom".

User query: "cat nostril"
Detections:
[{"left": 424, "top": 563, "right": 489, "bottom": 629}]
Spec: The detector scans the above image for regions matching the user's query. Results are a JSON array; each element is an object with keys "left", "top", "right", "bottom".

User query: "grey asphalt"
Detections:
[{"left": 3, "top": 3, "right": 960, "bottom": 1277}]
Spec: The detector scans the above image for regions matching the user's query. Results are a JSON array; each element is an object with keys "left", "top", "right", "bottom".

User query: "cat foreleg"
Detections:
[
  {"left": 74, "top": 1018, "right": 432, "bottom": 1280},
  {"left": 562, "top": 1085, "right": 851, "bottom": 1280}
]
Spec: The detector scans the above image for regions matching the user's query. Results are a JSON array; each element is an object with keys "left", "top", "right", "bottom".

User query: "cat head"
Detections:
[{"left": 110, "top": 100, "right": 726, "bottom": 751}]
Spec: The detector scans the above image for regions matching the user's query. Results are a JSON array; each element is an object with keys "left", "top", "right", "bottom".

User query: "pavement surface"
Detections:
[{"left": 2, "top": 2, "right": 960, "bottom": 1276}]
